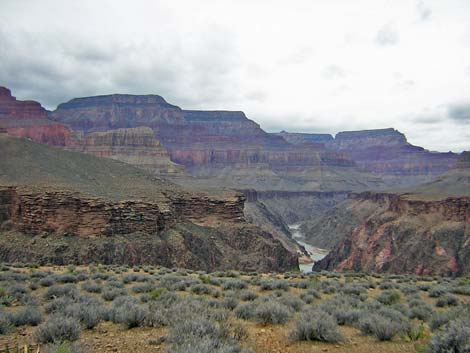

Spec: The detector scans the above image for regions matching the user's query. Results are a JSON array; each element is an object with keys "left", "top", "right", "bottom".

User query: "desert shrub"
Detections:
[
  {"left": 131, "top": 282, "right": 155, "bottom": 294},
  {"left": 65, "top": 302, "right": 105, "bottom": 329},
  {"left": 409, "top": 301, "right": 433, "bottom": 322},
  {"left": 429, "top": 286, "right": 448, "bottom": 298},
  {"left": 341, "top": 283, "right": 367, "bottom": 296},
  {"left": 400, "top": 284, "right": 419, "bottom": 295},
  {"left": 106, "top": 280, "right": 124, "bottom": 288},
  {"left": 0, "top": 292, "right": 13, "bottom": 306},
  {"left": 430, "top": 310, "right": 459, "bottom": 331},
  {"left": 222, "top": 279, "right": 247, "bottom": 290},
  {"left": 357, "top": 306, "right": 411, "bottom": 341},
  {"left": 8, "top": 306, "right": 43, "bottom": 326},
  {"left": 280, "top": 294, "right": 304, "bottom": 312},
  {"left": 0, "top": 313, "right": 10, "bottom": 334},
  {"left": 190, "top": 284, "right": 212, "bottom": 295},
  {"left": 43, "top": 284, "right": 78, "bottom": 300},
  {"left": 291, "top": 281, "right": 308, "bottom": 289},
  {"left": 91, "top": 273, "right": 109, "bottom": 281},
  {"left": 452, "top": 285, "right": 470, "bottom": 296},
  {"left": 376, "top": 290, "right": 401, "bottom": 305},
  {"left": 39, "top": 277, "right": 55, "bottom": 287},
  {"left": 55, "top": 274, "right": 78, "bottom": 284},
  {"left": 306, "top": 288, "right": 321, "bottom": 298},
  {"left": 253, "top": 300, "right": 291, "bottom": 325},
  {"left": 290, "top": 308, "right": 343, "bottom": 343},
  {"left": 319, "top": 295, "right": 362, "bottom": 325},
  {"left": 436, "top": 294, "right": 459, "bottom": 307},
  {"left": 44, "top": 297, "right": 72, "bottom": 315},
  {"left": 358, "top": 312, "right": 406, "bottom": 341},
  {"left": 102, "top": 288, "right": 126, "bottom": 301},
  {"left": 34, "top": 315, "right": 81, "bottom": 343},
  {"left": 7, "top": 283, "right": 29, "bottom": 298},
  {"left": 166, "top": 318, "right": 245, "bottom": 353},
  {"left": 109, "top": 296, "right": 147, "bottom": 328},
  {"left": 428, "top": 317, "right": 470, "bottom": 353},
  {"left": 234, "top": 303, "right": 256, "bottom": 320},
  {"left": 240, "top": 290, "right": 258, "bottom": 301},
  {"left": 221, "top": 296, "right": 239, "bottom": 310},
  {"left": 81, "top": 281, "right": 102, "bottom": 293},
  {"left": 259, "top": 280, "right": 289, "bottom": 291},
  {"left": 379, "top": 281, "right": 397, "bottom": 290}
]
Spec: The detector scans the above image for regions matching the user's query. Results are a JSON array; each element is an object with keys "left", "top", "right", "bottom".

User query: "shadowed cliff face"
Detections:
[{"left": 313, "top": 192, "right": 470, "bottom": 276}]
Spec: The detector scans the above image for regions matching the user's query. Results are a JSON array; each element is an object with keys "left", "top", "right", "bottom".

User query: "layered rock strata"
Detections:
[
  {"left": 76, "top": 127, "right": 186, "bottom": 176},
  {"left": 0, "top": 135, "right": 298, "bottom": 272},
  {"left": 51, "top": 94, "right": 381, "bottom": 191},
  {"left": 313, "top": 191, "right": 470, "bottom": 275},
  {"left": 0, "top": 86, "right": 76, "bottom": 146},
  {"left": 277, "top": 129, "right": 458, "bottom": 187}
]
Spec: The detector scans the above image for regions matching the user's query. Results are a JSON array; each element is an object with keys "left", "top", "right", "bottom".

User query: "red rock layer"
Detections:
[{"left": 0, "top": 86, "right": 76, "bottom": 146}]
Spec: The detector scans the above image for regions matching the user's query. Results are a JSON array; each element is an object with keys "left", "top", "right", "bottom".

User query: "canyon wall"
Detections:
[
  {"left": 0, "top": 185, "right": 297, "bottom": 272},
  {"left": 313, "top": 191, "right": 470, "bottom": 275},
  {"left": 76, "top": 127, "right": 186, "bottom": 176},
  {"left": 51, "top": 93, "right": 381, "bottom": 191},
  {"left": 278, "top": 128, "right": 458, "bottom": 187},
  {"left": 0, "top": 87, "right": 76, "bottom": 146},
  {"left": 0, "top": 135, "right": 298, "bottom": 272}
]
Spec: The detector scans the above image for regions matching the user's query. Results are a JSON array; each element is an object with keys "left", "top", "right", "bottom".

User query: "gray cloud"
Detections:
[
  {"left": 416, "top": 1, "right": 432, "bottom": 21},
  {"left": 0, "top": 0, "right": 469, "bottom": 152},
  {"left": 448, "top": 102, "right": 470, "bottom": 124},
  {"left": 375, "top": 24, "right": 400, "bottom": 46},
  {"left": 0, "top": 24, "right": 240, "bottom": 110},
  {"left": 322, "top": 65, "right": 346, "bottom": 79}
]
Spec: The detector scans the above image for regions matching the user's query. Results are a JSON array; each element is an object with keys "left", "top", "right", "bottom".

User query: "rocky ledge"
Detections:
[{"left": 0, "top": 185, "right": 298, "bottom": 271}]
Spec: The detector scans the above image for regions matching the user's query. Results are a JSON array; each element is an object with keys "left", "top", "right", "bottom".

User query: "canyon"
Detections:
[
  {"left": 311, "top": 153, "right": 470, "bottom": 275},
  {"left": 0, "top": 134, "right": 298, "bottom": 271},
  {"left": 1, "top": 85, "right": 469, "bottom": 275}
]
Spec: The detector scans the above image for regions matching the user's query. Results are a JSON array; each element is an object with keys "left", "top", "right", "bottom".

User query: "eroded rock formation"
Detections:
[
  {"left": 0, "top": 135, "right": 298, "bottom": 272},
  {"left": 278, "top": 128, "right": 458, "bottom": 187},
  {"left": 0, "top": 86, "right": 76, "bottom": 146},
  {"left": 313, "top": 191, "right": 470, "bottom": 275},
  {"left": 76, "top": 127, "right": 186, "bottom": 176},
  {"left": 51, "top": 93, "right": 381, "bottom": 191}
]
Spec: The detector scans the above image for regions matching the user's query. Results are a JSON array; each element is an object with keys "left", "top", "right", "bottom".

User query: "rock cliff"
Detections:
[
  {"left": 0, "top": 86, "right": 76, "bottom": 146},
  {"left": 51, "top": 93, "right": 381, "bottom": 191},
  {"left": 279, "top": 128, "right": 458, "bottom": 187},
  {"left": 0, "top": 135, "right": 298, "bottom": 271},
  {"left": 329, "top": 128, "right": 458, "bottom": 186},
  {"left": 76, "top": 127, "right": 186, "bottom": 176},
  {"left": 313, "top": 191, "right": 470, "bottom": 275}
]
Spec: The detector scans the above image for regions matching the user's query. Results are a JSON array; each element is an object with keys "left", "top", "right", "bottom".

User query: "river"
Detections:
[{"left": 288, "top": 224, "right": 329, "bottom": 273}]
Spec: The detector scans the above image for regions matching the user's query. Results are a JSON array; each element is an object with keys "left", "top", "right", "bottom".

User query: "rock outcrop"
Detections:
[
  {"left": 76, "top": 127, "right": 186, "bottom": 176},
  {"left": 0, "top": 86, "right": 76, "bottom": 146},
  {"left": 313, "top": 192, "right": 470, "bottom": 275},
  {"left": 274, "top": 131, "right": 334, "bottom": 145},
  {"left": 0, "top": 135, "right": 298, "bottom": 272},
  {"left": 328, "top": 128, "right": 458, "bottom": 186},
  {"left": 279, "top": 128, "right": 458, "bottom": 187},
  {"left": 51, "top": 93, "right": 381, "bottom": 191}
]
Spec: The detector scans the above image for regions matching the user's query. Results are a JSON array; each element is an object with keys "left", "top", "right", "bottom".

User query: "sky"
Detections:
[{"left": 0, "top": 0, "right": 469, "bottom": 152}]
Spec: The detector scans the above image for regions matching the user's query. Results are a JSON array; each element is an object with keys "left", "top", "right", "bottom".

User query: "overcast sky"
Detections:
[{"left": 1, "top": 0, "right": 469, "bottom": 151}]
